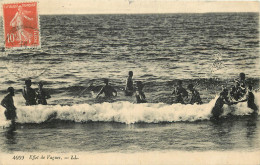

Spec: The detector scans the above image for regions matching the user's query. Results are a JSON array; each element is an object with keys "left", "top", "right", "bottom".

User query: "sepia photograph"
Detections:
[{"left": 0, "top": 0, "right": 259, "bottom": 164}]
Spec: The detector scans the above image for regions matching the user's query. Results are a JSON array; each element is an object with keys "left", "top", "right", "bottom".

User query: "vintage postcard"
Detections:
[{"left": 0, "top": 0, "right": 259, "bottom": 164}]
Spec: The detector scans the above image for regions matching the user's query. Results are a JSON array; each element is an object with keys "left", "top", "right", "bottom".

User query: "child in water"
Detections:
[
  {"left": 135, "top": 81, "right": 147, "bottom": 103},
  {"left": 36, "top": 82, "right": 51, "bottom": 105},
  {"left": 1, "top": 87, "right": 16, "bottom": 125},
  {"left": 187, "top": 84, "right": 203, "bottom": 105}
]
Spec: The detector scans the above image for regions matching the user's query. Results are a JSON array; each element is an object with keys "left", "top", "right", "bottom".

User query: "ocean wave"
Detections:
[{"left": 0, "top": 92, "right": 259, "bottom": 127}]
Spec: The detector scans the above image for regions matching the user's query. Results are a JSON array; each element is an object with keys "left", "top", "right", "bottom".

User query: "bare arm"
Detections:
[
  {"left": 22, "top": 88, "right": 27, "bottom": 100},
  {"left": 238, "top": 94, "right": 248, "bottom": 103},
  {"left": 96, "top": 87, "right": 104, "bottom": 98},
  {"left": 125, "top": 79, "right": 128, "bottom": 90},
  {"left": 224, "top": 96, "right": 238, "bottom": 105},
  {"left": 1, "top": 97, "right": 7, "bottom": 109}
]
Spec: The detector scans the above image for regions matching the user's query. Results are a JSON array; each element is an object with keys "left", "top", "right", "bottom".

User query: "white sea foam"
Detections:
[{"left": 0, "top": 92, "right": 259, "bottom": 127}]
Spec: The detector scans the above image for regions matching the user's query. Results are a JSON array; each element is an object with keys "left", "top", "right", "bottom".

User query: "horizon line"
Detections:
[
  {"left": 0, "top": 12, "right": 258, "bottom": 17},
  {"left": 29, "top": 11, "right": 260, "bottom": 16}
]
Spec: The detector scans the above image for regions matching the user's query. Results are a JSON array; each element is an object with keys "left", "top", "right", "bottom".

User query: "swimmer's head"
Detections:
[
  {"left": 187, "top": 84, "right": 194, "bottom": 90},
  {"left": 25, "top": 79, "right": 32, "bottom": 87},
  {"left": 177, "top": 80, "right": 182, "bottom": 86},
  {"left": 104, "top": 79, "right": 109, "bottom": 85},
  {"left": 248, "top": 85, "right": 253, "bottom": 91},
  {"left": 239, "top": 72, "right": 245, "bottom": 81},
  {"left": 129, "top": 71, "right": 133, "bottom": 77},
  {"left": 38, "top": 82, "right": 43, "bottom": 88},
  {"left": 7, "top": 87, "right": 15, "bottom": 96}
]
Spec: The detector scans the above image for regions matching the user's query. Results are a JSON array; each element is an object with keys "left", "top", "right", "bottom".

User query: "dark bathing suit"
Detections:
[
  {"left": 211, "top": 93, "right": 230, "bottom": 119},
  {"left": 247, "top": 91, "right": 257, "bottom": 112},
  {"left": 23, "top": 87, "right": 37, "bottom": 105},
  {"left": 175, "top": 87, "right": 188, "bottom": 104},
  {"left": 100, "top": 85, "right": 116, "bottom": 97},
  {"left": 36, "top": 89, "right": 49, "bottom": 105},
  {"left": 125, "top": 77, "right": 134, "bottom": 96},
  {"left": 190, "top": 90, "right": 203, "bottom": 104}
]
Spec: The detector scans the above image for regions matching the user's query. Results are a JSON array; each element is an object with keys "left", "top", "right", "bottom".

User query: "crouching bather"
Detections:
[
  {"left": 211, "top": 88, "right": 236, "bottom": 119},
  {"left": 172, "top": 80, "right": 188, "bottom": 104},
  {"left": 187, "top": 84, "right": 203, "bottom": 105},
  {"left": 96, "top": 79, "right": 117, "bottom": 98}
]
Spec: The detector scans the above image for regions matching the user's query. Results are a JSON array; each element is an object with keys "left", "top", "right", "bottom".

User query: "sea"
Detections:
[{"left": 0, "top": 13, "right": 259, "bottom": 158}]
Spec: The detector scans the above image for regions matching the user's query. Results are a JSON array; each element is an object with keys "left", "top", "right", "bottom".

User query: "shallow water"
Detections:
[{"left": 0, "top": 115, "right": 259, "bottom": 153}]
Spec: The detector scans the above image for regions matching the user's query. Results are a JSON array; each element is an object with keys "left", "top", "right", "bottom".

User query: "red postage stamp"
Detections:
[{"left": 2, "top": 2, "right": 40, "bottom": 49}]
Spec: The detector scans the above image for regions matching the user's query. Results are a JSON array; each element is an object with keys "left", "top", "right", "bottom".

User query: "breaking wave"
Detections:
[{"left": 0, "top": 93, "right": 259, "bottom": 127}]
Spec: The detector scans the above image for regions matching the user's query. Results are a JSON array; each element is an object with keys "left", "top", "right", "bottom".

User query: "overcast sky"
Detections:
[{"left": 0, "top": 0, "right": 259, "bottom": 15}]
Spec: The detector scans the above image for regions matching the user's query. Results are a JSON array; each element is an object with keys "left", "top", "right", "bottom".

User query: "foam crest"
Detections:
[{"left": 0, "top": 93, "right": 259, "bottom": 126}]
